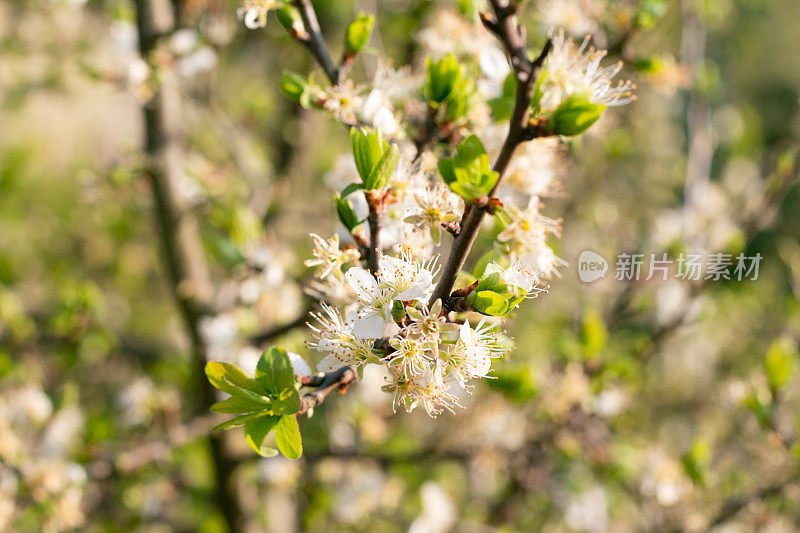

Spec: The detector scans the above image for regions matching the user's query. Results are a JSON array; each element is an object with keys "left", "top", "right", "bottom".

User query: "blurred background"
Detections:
[{"left": 1, "top": 0, "right": 800, "bottom": 531}]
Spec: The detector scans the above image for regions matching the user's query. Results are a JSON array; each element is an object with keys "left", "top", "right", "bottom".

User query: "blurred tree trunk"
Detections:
[{"left": 134, "top": 0, "right": 242, "bottom": 530}]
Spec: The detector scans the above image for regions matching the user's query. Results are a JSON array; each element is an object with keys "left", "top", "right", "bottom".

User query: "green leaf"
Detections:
[
  {"left": 274, "top": 414, "right": 303, "bottom": 459},
  {"left": 549, "top": 94, "right": 606, "bottom": 136},
  {"left": 681, "top": 439, "right": 709, "bottom": 486},
  {"left": 635, "top": 0, "right": 668, "bottom": 29},
  {"left": 473, "top": 250, "right": 507, "bottom": 278},
  {"left": 580, "top": 308, "right": 608, "bottom": 360},
  {"left": 275, "top": 5, "right": 303, "bottom": 33},
  {"left": 487, "top": 368, "right": 536, "bottom": 403},
  {"left": 364, "top": 143, "right": 399, "bottom": 190},
  {"left": 205, "top": 361, "right": 268, "bottom": 397},
  {"left": 764, "top": 338, "right": 797, "bottom": 392},
  {"left": 488, "top": 72, "right": 516, "bottom": 121},
  {"left": 438, "top": 135, "right": 499, "bottom": 201},
  {"left": 744, "top": 393, "right": 772, "bottom": 429},
  {"left": 255, "top": 347, "right": 296, "bottom": 397},
  {"left": 212, "top": 412, "right": 267, "bottom": 432},
  {"left": 244, "top": 415, "right": 281, "bottom": 457},
  {"left": 345, "top": 13, "right": 375, "bottom": 54},
  {"left": 335, "top": 193, "right": 361, "bottom": 231},
  {"left": 475, "top": 271, "right": 506, "bottom": 293},
  {"left": 467, "top": 289, "right": 509, "bottom": 316},
  {"left": 340, "top": 182, "right": 363, "bottom": 198},
  {"left": 457, "top": 0, "right": 479, "bottom": 20},
  {"left": 444, "top": 78, "right": 474, "bottom": 122},
  {"left": 211, "top": 395, "right": 271, "bottom": 414},
  {"left": 269, "top": 390, "right": 302, "bottom": 415},
  {"left": 279, "top": 71, "right": 315, "bottom": 108}
]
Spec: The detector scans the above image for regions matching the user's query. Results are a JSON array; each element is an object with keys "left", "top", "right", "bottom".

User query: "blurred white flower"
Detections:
[
  {"left": 170, "top": 29, "right": 199, "bottom": 56},
  {"left": 323, "top": 80, "right": 365, "bottom": 124},
  {"left": 409, "top": 482, "right": 455, "bottom": 533},
  {"left": 237, "top": 0, "right": 281, "bottom": 29},
  {"left": 564, "top": 486, "right": 609, "bottom": 533},
  {"left": 537, "top": 0, "right": 602, "bottom": 36}
]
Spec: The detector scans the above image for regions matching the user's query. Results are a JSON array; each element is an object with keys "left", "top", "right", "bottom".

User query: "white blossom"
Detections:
[
  {"left": 237, "top": 0, "right": 281, "bottom": 29},
  {"left": 305, "top": 233, "right": 361, "bottom": 281},
  {"left": 323, "top": 80, "right": 365, "bottom": 124},
  {"left": 539, "top": 30, "right": 636, "bottom": 113},
  {"left": 403, "top": 183, "right": 463, "bottom": 244},
  {"left": 377, "top": 247, "right": 438, "bottom": 301},
  {"left": 307, "top": 303, "right": 374, "bottom": 370},
  {"left": 345, "top": 267, "right": 398, "bottom": 339},
  {"left": 497, "top": 201, "right": 564, "bottom": 278}
]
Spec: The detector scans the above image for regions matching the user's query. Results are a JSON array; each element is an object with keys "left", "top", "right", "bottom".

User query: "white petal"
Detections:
[
  {"left": 353, "top": 313, "right": 386, "bottom": 339},
  {"left": 317, "top": 355, "right": 344, "bottom": 373},
  {"left": 396, "top": 284, "right": 427, "bottom": 301},
  {"left": 467, "top": 353, "right": 492, "bottom": 377},
  {"left": 289, "top": 352, "right": 312, "bottom": 376},
  {"left": 243, "top": 9, "right": 266, "bottom": 29},
  {"left": 373, "top": 107, "right": 398, "bottom": 136},
  {"left": 346, "top": 267, "right": 379, "bottom": 300},
  {"left": 479, "top": 47, "right": 511, "bottom": 81}
]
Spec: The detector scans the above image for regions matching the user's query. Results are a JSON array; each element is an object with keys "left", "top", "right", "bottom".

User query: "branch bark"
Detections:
[
  {"left": 366, "top": 195, "right": 381, "bottom": 274},
  {"left": 429, "top": 1, "right": 551, "bottom": 306},
  {"left": 297, "top": 366, "right": 358, "bottom": 414},
  {"left": 134, "top": 0, "right": 241, "bottom": 530},
  {"left": 293, "top": 0, "right": 340, "bottom": 84}
]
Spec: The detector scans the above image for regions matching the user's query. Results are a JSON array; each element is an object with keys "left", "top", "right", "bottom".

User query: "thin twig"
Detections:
[
  {"left": 293, "top": 0, "right": 339, "bottom": 84},
  {"left": 366, "top": 195, "right": 381, "bottom": 275},
  {"left": 297, "top": 366, "right": 358, "bottom": 414}
]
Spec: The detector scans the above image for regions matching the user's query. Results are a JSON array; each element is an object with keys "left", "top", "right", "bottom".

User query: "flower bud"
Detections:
[
  {"left": 279, "top": 70, "right": 315, "bottom": 108},
  {"left": 275, "top": 5, "right": 304, "bottom": 35},
  {"left": 350, "top": 127, "right": 399, "bottom": 191},
  {"left": 425, "top": 53, "right": 462, "bottom": 104},
  {"left": 344, "top": 13, "right": 375, "bottom": 55}
]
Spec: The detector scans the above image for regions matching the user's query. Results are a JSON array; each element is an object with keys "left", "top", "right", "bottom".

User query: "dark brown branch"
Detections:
[
  {"left": 134, "top": 0, "right": 241, "bottom": 530},
  {"left": 297, "top": 366, "right": 358, "bottom": 414},
  {"left": 293, "top": 0, "right": 339, "bottom": 84},
  {"left": 413, "top": 105, "right": 441, "bottom": 162},
  {"left": 709, "top": 474, "right": 800, "bottom": 527},
  {"left": 366, "top": 194, "right": 381, "bottom": 275},
  {"left": 429, "top": 2, "right": 551, "bottom": 306}
]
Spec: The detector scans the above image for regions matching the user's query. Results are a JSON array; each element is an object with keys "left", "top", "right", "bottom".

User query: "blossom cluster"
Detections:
[
  {"left": 306, "top": 248, "right": 523, "bottom": 417},
  {"left": 235, "top": 2, "right": 635, "bottom": 417}
]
